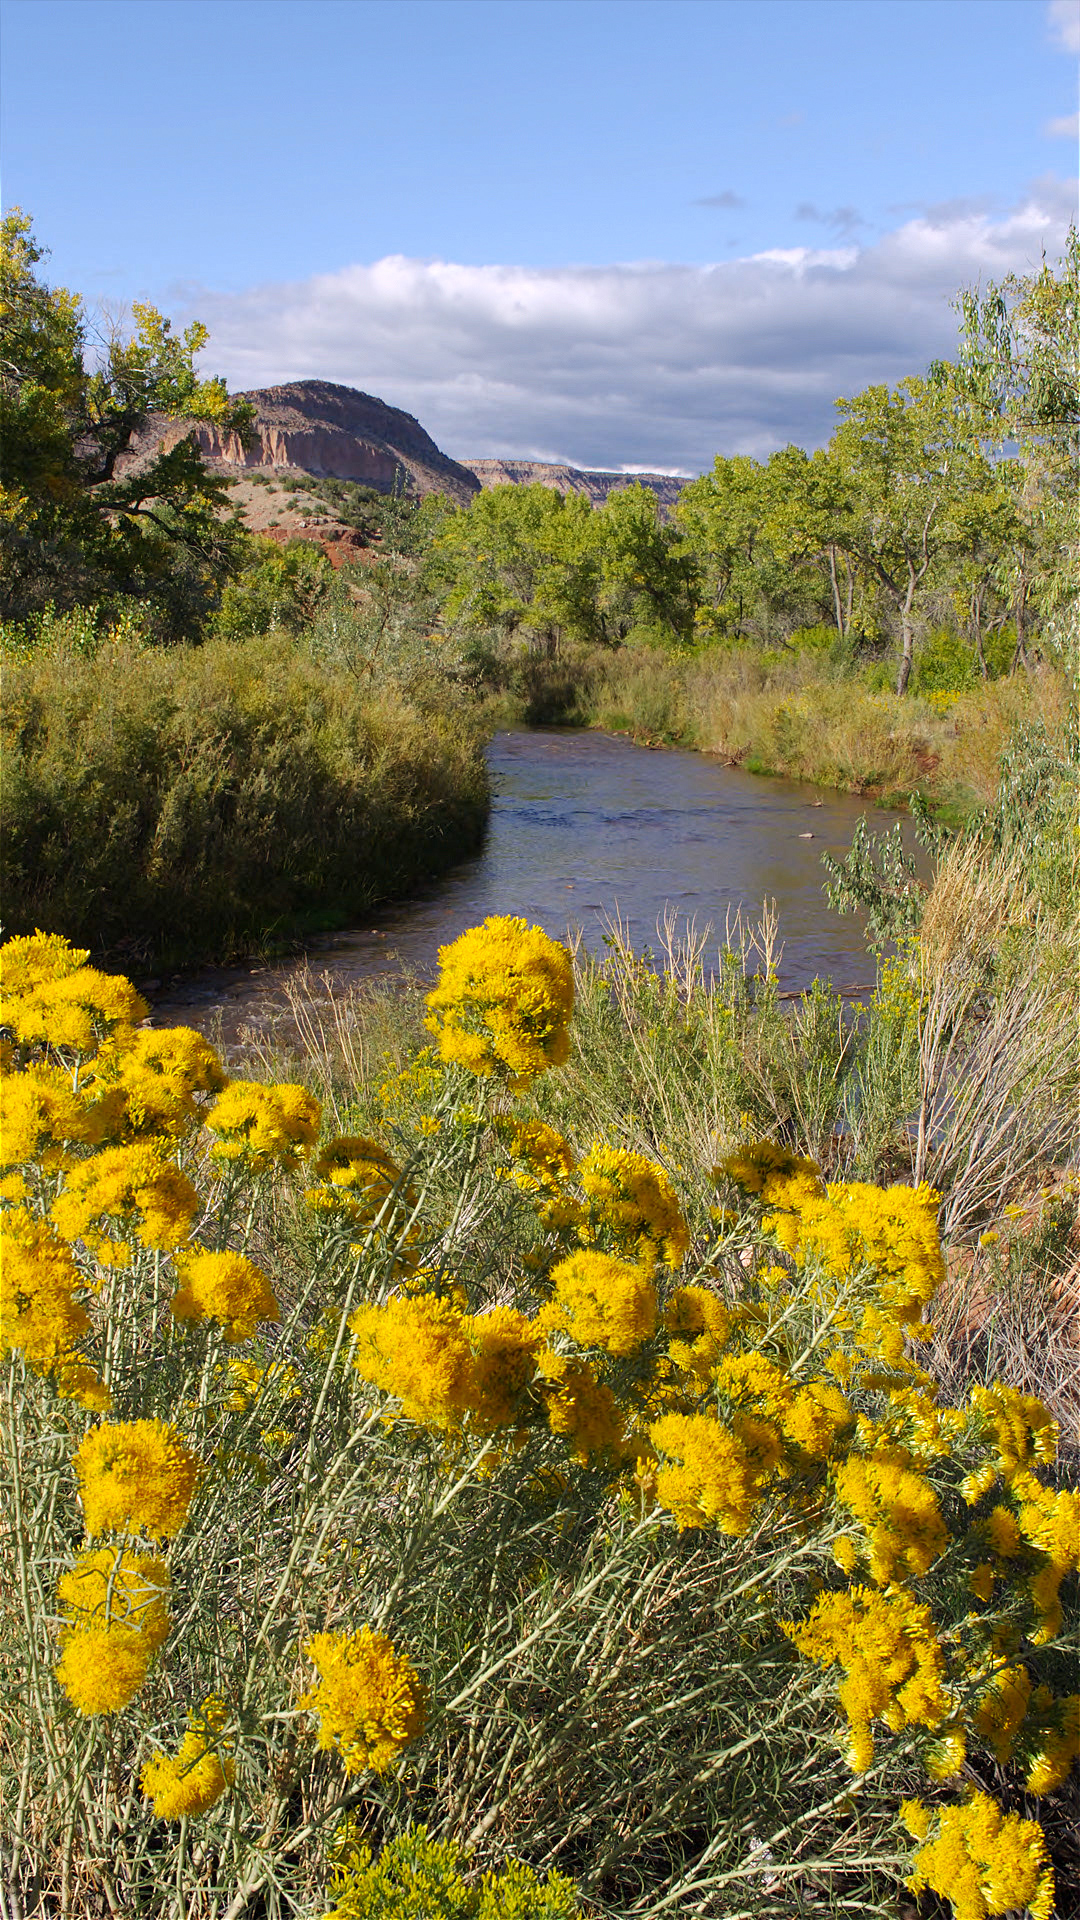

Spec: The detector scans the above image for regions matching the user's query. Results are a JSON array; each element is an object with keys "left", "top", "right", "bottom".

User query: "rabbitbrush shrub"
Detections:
[{"left": 0, "top": 922, "right": 1076, "bottom": 1918}]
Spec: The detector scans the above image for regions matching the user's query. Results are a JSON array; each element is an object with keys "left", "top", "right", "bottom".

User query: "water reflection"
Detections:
[{"left": 149, "top": 729, "right": 899, "bottom": 1043}]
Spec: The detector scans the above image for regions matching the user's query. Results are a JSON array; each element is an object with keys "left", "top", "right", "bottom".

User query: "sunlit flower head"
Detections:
[
  {"left": 206, "top": 1081, "right": 321, "bottom": 1173},
  {"left": 305, "top": 1134, "right": 405, "bottom": 1222},
  {"left": 74, "top": 1418, "right": 199, "bottom": 1539},
  {"left": 425, "top": 916, "right": 574, "bottom": 1088},
  {"left": 0, "top": 1206, "right": 88, "bottom": 1365},
  {"left": 300, "top": 1627, "right": 426, "bottom": 1774},
  {"left": 579, "top": 1143, "right": 689, "bottom": 1267},
  {"left": 539, "top": 1248, "right": 657, "bottom": 1357},
  {"left": 7, "top": 968, "right": 149, "bottom": 1054},
  {"left": 141, "top": 1697, "right": 234, "bottom": 1818},
  {"left": 50, "top": 1140, "right": 200, "bottom": 1259},
  {"left": 171, "top": 1248, "right": 280, "bottom": 1342},
  {"left": 109, "top": 1026, "right": 228, "bottom": 1138},
  {"left": 904, "top": 1790, "right": 1055, "bottom": 1920}
]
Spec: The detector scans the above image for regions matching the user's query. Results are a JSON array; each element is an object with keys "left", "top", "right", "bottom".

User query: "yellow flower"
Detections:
[
  {"left": 349, "top": 1294, "right": 475, "bottom": 1430},
  {"left": 0, "top": 1207, "right": 89, "bottom": 1365},
  {"left": 7, "top": 968, "right": 148, "bottom": 1054},
  {"left": 971, "top": 1665, "right": 1032, "bottom": 1764},
  {"left": 832, "top": 1447, "right": 950, "bottom": 1586},
  {"left": 300, "top": 1627, "right": 425, "bottom": 1774},
  {"left": 0, "top": 930, "right": 89, "bottom": 1010},
  {"left": 57, "top": 1546, "right": 171, "bottom": 1650},
  {"left": 51, "top": 1141, "right": 199, "bottom": 1259},
  {"left": 969, "top": 1383, "right": 1059, "bottom": 1488},
  {"left": 1016, "top": 1483, "right": 1079, "bottom": 1643},
  {"left": 664, "top": 1284, "right": 732, "bottom": 1390},
  {"left": 783, "top": 1585, "right": 948, "bottom": 1773},
  {"left": 1023, "top": 1693, "right": 1080, "bottom": 1795},
  {"left": 495, "top": 1117, "right": 576, "bottom": 1191},
  {"left": 171, "top": 1248, "right": 280, "bottom": 1342},
  {"left": 539, "top": 1248, "right": 657, "bottom": 1357},
  {"left": 206, "top": 1081, "right": 321, "bottom": 1173},
  {"left": 74, "top": 1418, "right": 199, "bottom": 1539},
  {"left": 905, "top": 1790, "right": 1055, "bottom": 1920},
  {"left": 54, "top": 1627, "right": 153, "bottom": 1715},
  {"left": 0, "top": 1063, "right": 99, "bottom": 1170},
  {"left": 578, "top": 1143, "right": 689, "bottom": 1267},
  {"left": 425, "top": 916, "right": 574, "bottom": 1088},
  {"left": 537, "top": 1350, "right": 624, "bottom": 1464},
  {"left": 648, "top": 1410, "right": 764, "bottom": 1535},
  {"left": 54, "top": 1545, "right": 171, "bottom": 1716},
  {"left": 718, "top": 1138, "right": 826, "bottom": 1200},
  {"left": 107, "top": 1026, "right": 228, "bottom": 1138},
  {"left": 464, "top": 1305, "right": 538, "bottom": 1431},
  {"left": 305, "top": 1135, "right": 406, "bottom": 1222},
  {"left": 141, "top": 1697, "right": 234, "bottom": 1819}
]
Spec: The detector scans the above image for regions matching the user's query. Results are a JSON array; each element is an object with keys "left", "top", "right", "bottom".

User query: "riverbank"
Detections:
[
  {"left": 477, "top": 641, "right": 1072, "bottom": 819},
  {"left": 1, "top": 630, "right": 489, "bottom": 969}
]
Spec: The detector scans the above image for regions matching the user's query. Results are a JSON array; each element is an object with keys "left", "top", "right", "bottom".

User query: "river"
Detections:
[{"left": 148, "top": 729, "right": 898, "bottom": 1044}]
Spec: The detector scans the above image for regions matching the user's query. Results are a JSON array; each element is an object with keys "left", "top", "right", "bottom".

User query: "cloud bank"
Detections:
[{"left": 188, "top": 181, "right": 1075, "bottom": 475}]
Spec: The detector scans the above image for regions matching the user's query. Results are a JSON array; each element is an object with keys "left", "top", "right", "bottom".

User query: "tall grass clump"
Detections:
[
  {"left": 0, "top": 620, "right": 488, "bottom": 967},
  {"left": 2, "top": 920, "right": 1076, "bottom": 1918}
]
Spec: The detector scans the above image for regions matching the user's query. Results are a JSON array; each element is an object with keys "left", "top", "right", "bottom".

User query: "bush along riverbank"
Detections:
[
  {"left": 1, "top": 815, "right": 1077, "bottom": 1918},
  {"left": 0, "top": 625, "right": 489, "bottom": 969}
]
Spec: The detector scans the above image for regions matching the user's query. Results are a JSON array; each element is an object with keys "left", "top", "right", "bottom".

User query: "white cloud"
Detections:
[
  {"left": 1044, "top": 110, "right": 1079, "bottom": 137},
  {"left": 1047, "top": 0, "right": 1080, "bottom": 52},
  {"left": 188, "top": 179, "right": 1076, "bottom": 475}
]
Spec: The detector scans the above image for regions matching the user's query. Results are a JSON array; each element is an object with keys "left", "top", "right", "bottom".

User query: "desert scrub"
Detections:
[
  {"left": 1, "top": 925, "right": 1077, "bottom": 1919},
  {"left": 0, "top": 624, "right": 489, "bottom": 967}
]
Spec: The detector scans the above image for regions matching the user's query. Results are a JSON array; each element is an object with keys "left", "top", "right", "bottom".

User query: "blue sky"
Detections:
[{"left": 3, "top": 0, "right": 1078, "bottom": 469}]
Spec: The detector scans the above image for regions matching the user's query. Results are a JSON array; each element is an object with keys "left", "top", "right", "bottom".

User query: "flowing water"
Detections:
[{"left": 148, "top": 729, "right": 901, "bottom": 1045}]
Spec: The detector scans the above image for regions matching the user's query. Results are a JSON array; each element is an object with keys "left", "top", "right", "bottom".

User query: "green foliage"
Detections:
[
  {"left": 910, "top": 627, "right": 979, "bottom": 695},
  {"left": 211, "top": 538, "right": 334, "bottom": 640},
  {"left": 326, "top": 1826, "right": 580, "bottom": 1919},
  {"left": 0, "top": 627, "right": 488, "bottom": 966},
  {"left": 1, "top": 209, "right": 251, "bottom": 637}
]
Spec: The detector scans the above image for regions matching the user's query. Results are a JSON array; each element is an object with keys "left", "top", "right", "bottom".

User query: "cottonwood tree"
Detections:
[
  {"left": 827, "top": 376, "right": 989, "bottom": 694},
  {"left": 0, "top": 209, "right": 252, "bottom": 634}
]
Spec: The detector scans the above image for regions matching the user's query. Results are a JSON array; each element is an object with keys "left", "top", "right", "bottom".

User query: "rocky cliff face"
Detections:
[
  {"left": 117, "top": 380, "right": 481, "bottom": 505},
  {"left": 463, "top": 459, "right": 685, "bottom": 511}
]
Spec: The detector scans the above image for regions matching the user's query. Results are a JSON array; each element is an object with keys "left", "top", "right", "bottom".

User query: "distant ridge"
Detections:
[
  {"left": 117, "top": 379, "right": 481, "bottom": 505},
  {"left": 463, "top": 458, "right": 686, "bottom": 510}
]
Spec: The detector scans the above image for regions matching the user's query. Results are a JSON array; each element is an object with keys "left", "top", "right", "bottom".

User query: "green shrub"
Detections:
[{"left": 1, "top": 629, "right": 488, "bottom": 966}]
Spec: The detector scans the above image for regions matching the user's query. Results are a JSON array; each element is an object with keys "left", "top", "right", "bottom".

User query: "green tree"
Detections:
[
  {"left": 826, "top": 375, "right": 987, "bottom": 693},
  {"left": 0, "top": 209, "right": 252, "bottom": 635},
  {"left": 432, "top": 484, "right": 602, "bottom": 651},
  {"left": 953, "top": 226, "right": 1079, "bottom": 652},
  {"left": 593, "top": 481, "right": 698, "bottom": 643}
]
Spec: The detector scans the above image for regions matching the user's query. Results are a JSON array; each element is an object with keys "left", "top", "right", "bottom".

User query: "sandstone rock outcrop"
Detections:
[
  {"left": 116, "top": 380, "right": 482, "bottom": 504},
  {"left": 462, "top": 459, "right": 685, "bottom": 511}
]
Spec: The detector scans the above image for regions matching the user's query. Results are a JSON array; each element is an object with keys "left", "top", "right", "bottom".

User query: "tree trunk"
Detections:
[
  {"left": 894, "top": 574, "right": 917, "bottom": 695},
  {"left": 827, "top": 546, "right": 845, "bottom": 637}
]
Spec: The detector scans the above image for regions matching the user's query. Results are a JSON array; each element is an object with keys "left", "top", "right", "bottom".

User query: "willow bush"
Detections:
[
  {"left": 0, "top": 627, "right": 489, "bottom": 968},
  {"left": 1, "top": 922, "right": 1077, "bottom": 1920}
]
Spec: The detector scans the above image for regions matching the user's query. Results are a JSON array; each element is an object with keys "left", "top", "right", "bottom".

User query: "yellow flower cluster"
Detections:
[
  {"left": 964, "top": 1382, "right": 1059, "bottom": 1500},
  {"left": 74, "top": 1418, "right": 200, "bottom": 1540},
  {"left": 538, "top": 1249, "right": 658, "bottom": 1357},
  {"left": 206, "top": 1080, "right": 321, "bottom": 1173},
  {"left": 51, "top": 1141, "right": 200, "bottom": 1263},
  {"left": 536, "top": 1350, "right": 624, "bottom": 1464},
  {"left": 578, "top": 1143, "right": 689, "bottom": 1267},
  {"left": 832, "top": 1446, "right": 951, "bottom": 1586},
  {"left": 784, "top": 1585, "right": 949, "bottom": 1773},
  {"left": 647, "top": 1410, "right": 771, "bottom": 1535},
  {"left": 55, "top": 1547, "right": 171, "bottom": 1715},
  {"left": 496, "top": 1117, "right": 576, "bottom": 1192},
  {"left": 171, "top": 1248, "right": 280, "bottom": 1342},
  {"left": 301, "top": 1627, "right": 426, "bottom": 1774},
  {"left": 106, "top": 1026, "right": 228, "bottom": 1139},
  {"left": 0, "top": 1206, "right": 110, "bottom": 1407},
  {"left": 305, "top": 1134, "right": 406, "bottom": 1222},
  {"left": 424, "top": 916, "right": 574, "bottom": 1087},
  {"left": 5, "top": 963, "right": 148, "bottom": 1054},
  {"left": 901, "top": 1791, "right": 1055, "bottom": 1920},
  {"left": 0, "top": 1063, "right": 101, "bottom": 1171},
  {"left": 141, "top": 1698, "right": 234, "bottom": 1819},
  {"left": 349, "top": 1294, "right": 538, "bottom": 1435}
]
